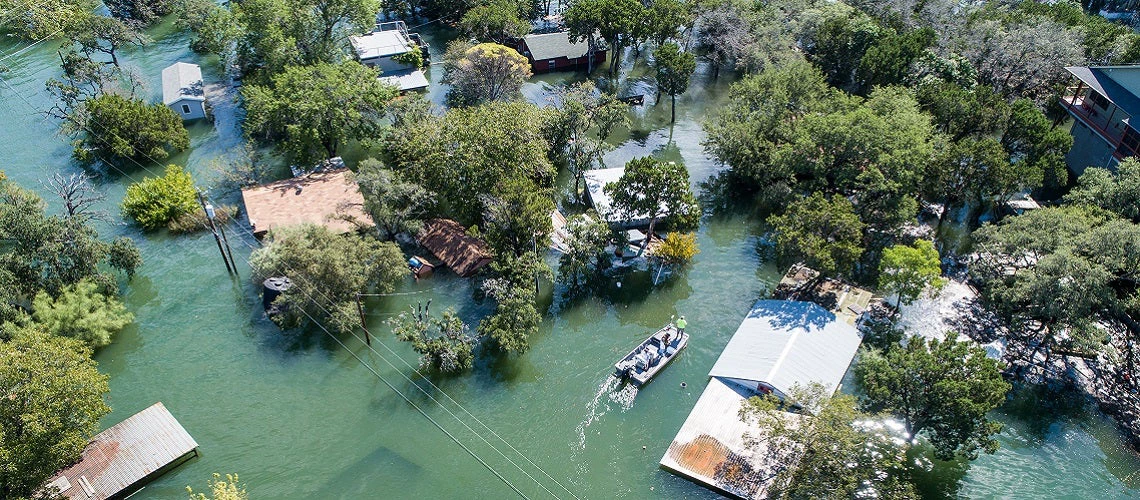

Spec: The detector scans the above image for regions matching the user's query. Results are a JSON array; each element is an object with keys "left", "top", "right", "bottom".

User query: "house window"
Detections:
[
  {"left": 1122, "top": 127, "right": 1140, "bottom": 156},
  {"left": 1088, "top": 91, "right": 1110, "bottom": 110},
  {"left": 181, "top": 104, "right": 191, "bottom": 114},
  {"left": 548, "top": 60, "right": 556, "bottom": 69}
]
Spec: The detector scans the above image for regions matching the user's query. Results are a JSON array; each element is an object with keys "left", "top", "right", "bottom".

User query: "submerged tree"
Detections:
[
  {"left": 355, "top": 158, "right": 436, "bottom": 240},
  {"left": 459, "top": 0, "right": 531, "bottom": 44},
  {"left": 0, "top": 330, "right": 110, "bottom": 499},
  {"left": 653, "top": 42, "right": 696, "bottom": 123},
  {"left": 604, "top": 157, "right": 700, "bottom": 253},
  {"left": 31, "top": 279, "right": 135, "bottom": 348},
  {"left": 120, "top": 164, "right": 200, "bottom": 231},
  {"left": 187, "top": 473, "right": 249, "bottom": 500},
  {"left": 546, "top": 82, "right": 629, "bottom": 203},
  {"left": 477, "top": 277, "right": 541, "bottom": 354},
  {"left": 443, "top": 42, "right": 532, "bottom": 107},
  {"left": 389, "top": 305, "right": 477, "bottom": 373},
  {"left": 856, "top": 333, "right": 1011, "bottom": 460},
  {"left": 557, "top": 213, "right": 612, "bottom": 289},
  {"left": 564, "top": 0, "right": 644, "bottom": 74},
  {"left": 243, "top": 61, "right": 396, "bottom": 164},
  {"left": 68, "top": 94, "right": 189, "bottom": 167},
  {"left": 249, "top": 224, "right": 407, "bottom": 333},
  {"left": 767, "top": 193, "right": 865, "bottom": 278}
]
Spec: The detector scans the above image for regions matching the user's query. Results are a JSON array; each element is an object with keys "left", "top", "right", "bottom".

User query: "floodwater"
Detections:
[{"left": 0, "top": 17, "right": 1138, "bottom": 499}]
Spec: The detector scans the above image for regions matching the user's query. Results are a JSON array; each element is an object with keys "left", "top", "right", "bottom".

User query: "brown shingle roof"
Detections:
[
  {"left": 417, "top": 219, "right": 493, "bottom": 277},
  {"left": 241, "top": 169, "right": 374, "bottom": 237}
]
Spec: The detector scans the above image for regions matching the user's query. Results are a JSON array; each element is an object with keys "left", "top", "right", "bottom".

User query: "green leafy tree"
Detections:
[
  {"left": 879, "top": 240, "right": 945, "bottom": 307},
  {"left": 176, "top": 0, "right": 239, "bottom": 54},
  {"left": 0, "top": 330, "right": 110, "bottom": 499},
  {"left": 651, "top": 232, "right": 698, "bottom": 266},
  {"left": 388, "top": 306, "right": 477, "bottom": 373},
  {"left": 546, "top": 82, "right": 629, "bottom": 203},
  {"left": 482, "top": 177, "right": 555, "bottom": 259},
  {"left": 767, "top": 193, "right": 865, "bottom": 277},
  {"left": 604, "top": 157, "right": 700, "bottom": 251},
  {"left": 243, "top": 61, "right": 396, "bottom": 164},
  {"left": 459, "top": 0, "right": 531, "bottom": 44},
  {"left": 915, "top": 80, "right": 1009, "bottom": 141},
  {"left": 1064, "top": 158, "right": 1140, "bottom": 222},
  {"left": 105, "top": 0, "right": 176, "bottom": 23},
  {"left": 557, "top": 213, "right": 612, "bottom": 288},
  {"left": 652, "top": 42, "right": 696, "bottom": 123},
  {"left": 856, "top": 27, "right": 934, "bottom": 92},
  {"left": 0, "top": 0, "right": 99, "bottom": 40},
  {"left": 478, "top": 277, "right": 541, "bottom": 354},
  {"left": 856, "top": 333, "right": 1011, "bottom": 460},
  {"left": 355, "top": 159, "right": 436, "bottom": 240},
  {"left": 31, "top": 279, "right": 134, "bottom": 348},
  {"left": 384, "top": 101, "right": 556, "bottom": 225},
  {"left": 738, "top": 384, "right": 917, "bottom": 499},
  {"left": 392, "top": 45, "right": 425, "bottom": 69},
  {"left": 564, "top": 0, "right": 645, "bottom": 74},
  {"left": 1001, "top": 99, "right": 1073, "bottom": 189},
  {"left": 187, "top": 473, "right": 248, "bottom": 500},
  {"left": 644, "top": 0, "right": 691, "bottom": 46},
  {"left": 0, "top": 174, "right": 140, "bottom": 299},
  {"left": 72, "top": 94, "right": 189, "bottom": 166},
  {"left": 121, "top": 164, "right": 200, "bottom": 231},
  {"left": 925, "top": 137, "right": 1011, "bottom": 227},
  {"left": 249, "top": 224, "right": 407, "bottom": 333},
  {"left": 192, "top": 0, "right": 381, "bottom": 80},
  {"left": 803, "top": 6, "right": 883, "bottom": 90},
  {"left": 443, "top": 42, "right": 532, "bottom": 107}
]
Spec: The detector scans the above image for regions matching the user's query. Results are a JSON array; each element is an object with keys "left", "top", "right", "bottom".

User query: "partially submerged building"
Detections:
[
  {"left": 416, "top": 218, "right": 493, "bottom": 277},
  {"left": 43, "top": 402, "right": 199, "bottom": 500},
  {"left": 661, "top": 299, "right": 864, "bottom": 498},
  {"left": 516, "top": 31, "right": 606, "bottom": 73},
  {"left": 1060, "top": 65, "right": 1140, "bottom": 175},
  {"left": 161, "top": 62, "right": 206, "bottom": 120},
  {"left": 240, "top": 168, "right": 374, "bottom": 238},
  {"left": 583, "top": 166, "right": 676, "bottom": 229},
  {"left": 350, "top": 21, "right": 430, "bottom": 92}
]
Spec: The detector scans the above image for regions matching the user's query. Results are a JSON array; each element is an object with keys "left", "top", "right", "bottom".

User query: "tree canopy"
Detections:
[
  {"left": 249, "top": 224, "right": 407, "bottom": 333},
  {"left": 0, "top": 330, "right": 110, "bottom": 499},
  {"left": 653, "top": 42, "right": 696, "bottom": 123},
  {"left": 604, "top": 157, "right": 700, "bottom": 242},
  {"left": 243, "top": 61, "right": 397, "bottom": 164},
  {"left": 72, "top": 94, "right": 189, "bottom": 167},
  {"left": 443, "top": 42, "right": 532, "bottom": 107},
  {"left": 30, "top": 279, "right": 134, "bottom": 348},
  {"left": 121, "top": 164, "right": 200, "bottom": 231},
  {"left": 389, "top": 306, "right": 477, "bottom": 373},
  {"left": 565, "top": 0, "right": 645, "bottom": 74},
  {"left": 879, "top": 239, "right": 945, "bottom": 306},
  {"left": 767, "top": 193, "right": 865, "bottom": 277},
  {"left": 355, "top": 159, "right": 436, "bottom": 240}
]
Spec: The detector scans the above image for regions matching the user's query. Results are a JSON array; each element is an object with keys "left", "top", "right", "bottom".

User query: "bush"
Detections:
[
  {"left": 32, "top": 279, "right": 134, "bottom": 348},
  {"left": 121, "top": 164, "right": 200, "bottom": 231}
]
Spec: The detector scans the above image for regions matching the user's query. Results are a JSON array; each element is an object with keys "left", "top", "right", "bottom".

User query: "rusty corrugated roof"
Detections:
[
  {"left": 241, "top": 168, "right": 374, "bottom": 238},
  {"left": 43, "top": 402, "right": 199, "bottom": 500}
]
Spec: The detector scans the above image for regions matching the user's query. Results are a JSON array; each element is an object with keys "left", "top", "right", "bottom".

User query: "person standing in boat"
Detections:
[{"left": 676, "top": 316, "right": 687, "bottom": 336}]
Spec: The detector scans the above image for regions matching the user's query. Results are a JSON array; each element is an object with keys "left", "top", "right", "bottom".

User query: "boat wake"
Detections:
[{"left": 573, "top": 375, "right": 638, "bottom": 451}]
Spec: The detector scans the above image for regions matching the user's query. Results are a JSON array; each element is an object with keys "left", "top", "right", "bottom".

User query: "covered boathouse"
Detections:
[
  {"left": 240, "top": 168, "right": 374, "bottom": 239},
  {"left": 660, "top": 300, "right": 864, "bottom": 499},
  {"left": 42, "top": 402, "right": 199, "bottom": 500}
]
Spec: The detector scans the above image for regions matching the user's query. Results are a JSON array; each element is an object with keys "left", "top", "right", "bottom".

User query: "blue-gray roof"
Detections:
[
  {"left": 708, "top": 300, "right": 862, "bottom": 397},
  {"left": 1067, "top": 66, "right": 1140, "bottom": 120}
]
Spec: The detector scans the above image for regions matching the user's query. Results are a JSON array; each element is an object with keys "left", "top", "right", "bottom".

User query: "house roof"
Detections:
[
  {"left": 43, "top": 402, "right": 198, "bottom": 500},
  {"left": 351, "top": 29, "right": 415, "bottom": 60},
  {"left": 417, "top": 219, "right": 493, "bottom": 277},
  {"left": 240, "top": 169, "right": 373, "bottom": 237},
  {"left": 523, "top": 31, "right": 590, "bottom": 61},
  {"left": 380, "top": 68, "right": 430, "bottom": 91},
  {"left": 161, "top": 62, "right": 205, "bottom": 105},
  {"left": 1067, "top": 66, "right": 1140, "bottom": 118},
  {"left": 708, "top": 300, "right": 862, "bottom": 397}
]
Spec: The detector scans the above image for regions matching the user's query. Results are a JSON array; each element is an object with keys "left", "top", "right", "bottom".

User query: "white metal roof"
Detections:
[
  {"left": 523, "top": 31, "right": 589, "bottom": 61},
  {"left": 351, "top": 30, "right": 415, "bottom": 60},
  {"left": 380, "top": 68, "right": 429, "bottom": 91},
  {"left": 708, "top": 300, "right": 862, "bottom": 397},
  {"left": 161, "top": 62, "right": 205, "bottom": 105}
]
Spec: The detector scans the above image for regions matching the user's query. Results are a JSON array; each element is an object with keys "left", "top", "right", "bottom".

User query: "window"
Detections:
[
  {"left": 1122, "top": 127, "right": 1140, "bottom": 156},
  {"left": 548, "top": 60, "right": 556, "bottom": 69},
  {"left": 181, "top": 104, "right": 191, "bottom": 114},
  {"left": 1088, "top": 91, "right": 1110, "bottom": 110}
]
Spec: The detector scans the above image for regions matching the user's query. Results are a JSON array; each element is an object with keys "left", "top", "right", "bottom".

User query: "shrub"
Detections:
[
  {"left": 121, "top": 164, "right": 200, "bottom": 231},
  {"left": 32, "top": 279, "right": 134, "bottom": 348}
]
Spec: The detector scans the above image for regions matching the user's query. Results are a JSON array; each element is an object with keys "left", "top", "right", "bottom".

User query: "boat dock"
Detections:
[
  {"left": 42, "top": 402, "right": 199, "bottom": 500},
  {"left": 660, "top": 300, "right": 864, "bottom": 498}
]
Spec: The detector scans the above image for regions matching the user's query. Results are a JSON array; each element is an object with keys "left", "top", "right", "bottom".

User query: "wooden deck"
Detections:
[
  {"left": 660, "top": 377, "right": 805, "bottom": 499},
  {"left": 43, "top": 402, "right": 199, "bottom": 500},
  {"left": 774, "top": 264, "right": 874, "bottom": 325}
]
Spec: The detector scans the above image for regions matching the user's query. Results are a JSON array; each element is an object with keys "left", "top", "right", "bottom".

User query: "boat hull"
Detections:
[{"left": 613, "top": 325, "right": 689, "bottom": 387}]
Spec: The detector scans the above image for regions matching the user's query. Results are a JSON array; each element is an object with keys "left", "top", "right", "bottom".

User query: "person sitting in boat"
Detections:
[
  {"left": 676, "top": 316, "right": 687, "bottom": 335},
  {"left": 662, "top": 331, "right": 671, "bottom": 346}
]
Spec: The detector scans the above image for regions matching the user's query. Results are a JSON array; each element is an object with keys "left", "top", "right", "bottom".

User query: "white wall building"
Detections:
[{"left": 161, "top": 62, "right": 207, "bottom": 120}]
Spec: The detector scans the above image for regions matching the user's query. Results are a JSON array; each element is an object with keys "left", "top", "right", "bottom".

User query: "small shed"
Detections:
[
  {"left": 416, "top": 219, "right": 493, "bottom": 277},
  {"left": 517, "top": 31, "right": 607, "bottom": 73},
  {"left": 240, "top": 168, "right": 374, "bottom": 238},
  {"left": 161, "top": 62, "right": 206, "bottom": 120},
  {"left": 42, "top": 402, "right": 199, "bottom": 500}
]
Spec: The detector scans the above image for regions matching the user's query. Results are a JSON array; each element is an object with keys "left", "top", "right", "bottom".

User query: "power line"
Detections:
[{"left": 0, "top": 75, "right": 538, "bottom": 499}]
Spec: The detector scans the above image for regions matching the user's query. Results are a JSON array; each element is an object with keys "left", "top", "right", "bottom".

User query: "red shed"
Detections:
[{"left": 518, "top": 31, "right": 607, "bottom": 74}]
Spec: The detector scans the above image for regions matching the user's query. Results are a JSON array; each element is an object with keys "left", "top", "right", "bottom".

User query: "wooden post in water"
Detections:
[
  {"left": 197, "top": 190, "right": 234, "bottom": 275},
  {"left": 355, "top": 293, "right": 371, "bottom": 345}
]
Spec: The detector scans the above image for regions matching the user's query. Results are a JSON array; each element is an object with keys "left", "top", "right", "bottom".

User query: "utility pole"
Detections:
[
  {"left": 355, "top": 293, "right": 371, "bottom": 345},
  {"left": 197, "top": 190, "right": 234, "bottom": 275}
]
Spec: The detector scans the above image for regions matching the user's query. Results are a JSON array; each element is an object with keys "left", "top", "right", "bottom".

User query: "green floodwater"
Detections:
[{"left": 2, "top": 18, "right": 1139, "bottom": 499}]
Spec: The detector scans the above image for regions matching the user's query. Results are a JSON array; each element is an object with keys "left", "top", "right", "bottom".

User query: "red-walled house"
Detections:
[{"left": 517, "top": 31, "right": 607, "bottom": 74}]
